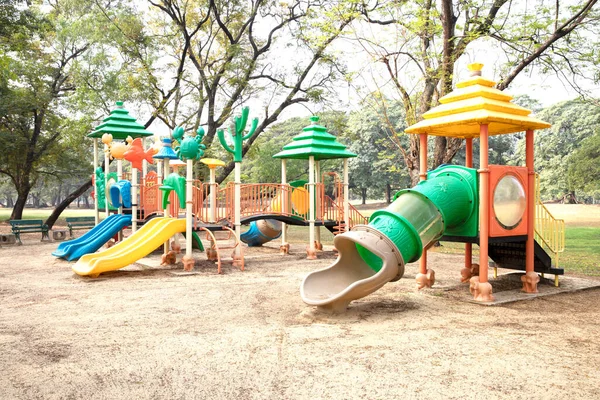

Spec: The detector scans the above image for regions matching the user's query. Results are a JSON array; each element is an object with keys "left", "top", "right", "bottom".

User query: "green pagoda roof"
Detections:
[
  {"left": 272, "top": 116, "right": 357, "bottom": 160},
  {"left": 87, "top": 101, "right": 154, "bottom": 140}
]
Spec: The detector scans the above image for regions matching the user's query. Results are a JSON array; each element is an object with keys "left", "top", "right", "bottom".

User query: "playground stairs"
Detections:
[{"left": 488, "top": 238, "right": 563, "bottom": 276}]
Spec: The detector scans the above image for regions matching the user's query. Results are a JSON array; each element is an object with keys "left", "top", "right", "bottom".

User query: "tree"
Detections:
[
  {"left": 568, "top": 130, "right": 600, "bottom": 199},
  {"left": 344, "top": 100, "right": 411, "bottom": 203},
  {"left": 244, "top": 112, "right": 349, "bottom": 184},
  {"left": 512, "top": 99, "right": 600, "bottom": 202},
  {"left": 0, "top": 2, "right": 94, "bottom": 219},
  {"left": 41, "top": 0, "right": 360, "bottom": 223},
  {"left": 140, "top": 0, "right": 359, "bottom": 183},
  {"left": 353, "top": 0, "right": 600, "bottom": 184}
]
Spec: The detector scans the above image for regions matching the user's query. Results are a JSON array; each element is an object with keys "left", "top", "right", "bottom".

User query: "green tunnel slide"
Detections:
[{"left": 356, "top": 165, "right": 479, "bottom": 271}]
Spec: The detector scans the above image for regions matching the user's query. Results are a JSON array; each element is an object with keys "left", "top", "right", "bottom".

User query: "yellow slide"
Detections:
[{"left": 72, "top": 217, "right": 186, "bottom": 277}]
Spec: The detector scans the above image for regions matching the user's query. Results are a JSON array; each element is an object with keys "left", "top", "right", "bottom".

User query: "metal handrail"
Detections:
[{"left": 534, "top": 174, "right": 565, "bottom": 267}]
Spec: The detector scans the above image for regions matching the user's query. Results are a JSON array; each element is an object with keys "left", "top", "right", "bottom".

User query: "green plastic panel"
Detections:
[
  {"left": 427, "top": 165, "right": 479, "bottom": 237},
  {"left": 357, "top": 210, "right": 423, "bottom": 272}
]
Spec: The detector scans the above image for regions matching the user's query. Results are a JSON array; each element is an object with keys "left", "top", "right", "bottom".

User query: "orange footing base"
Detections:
[
  {"left": 182, "top": 255, "right": 195, "bottom": 271},
  {"left": 460, "top": 263, "right": 479, "bottom": 283},
  {"left": 279, "top": 243, "right": 290, "bottom": 255},
  {"left": 469, "top": 277, "right": 494, "bottom": 302},
  {"left": 161, "top": 250, "right": 177, "bottom": 266},
  {"left": 306, "top": 245, "right": 317, "bottom": 260},
  {"left": 521, "top": 271, "right": 540, "bottom": 293},
  {"left": 416, "top": 269, "right": 435, "bottom": 289}
]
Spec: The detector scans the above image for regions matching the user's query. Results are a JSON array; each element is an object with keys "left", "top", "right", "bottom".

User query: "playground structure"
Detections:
[
  {"left": 301, "top": 63, "right": 566, "bottom": 310},
  {"left": 57, "top": 102, "right": 368, "bottom": 277}
]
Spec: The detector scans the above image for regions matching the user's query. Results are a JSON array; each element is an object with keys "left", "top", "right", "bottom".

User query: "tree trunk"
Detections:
[
  {"left": 45, "top": 179, "right": 93, "bottom": 229},
  {"left": 386, "top": 183, "right": 392, "bottom": 204},
  {"left": 10, "top": 188, "right": 30, "bottom": 220},
  {"left": 84, "top": 195, "right": 90, "bottom": 208},
  {"left": 361, "top": 188, "right": 367, "bottom": 205}
]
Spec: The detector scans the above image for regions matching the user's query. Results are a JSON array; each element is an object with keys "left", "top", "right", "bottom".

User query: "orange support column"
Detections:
[
  {"left": 461, "top": 138, "right": 476, "bottom": 283},
  {"left": 522, "top": 129, "right": 540, "bottom": 292},
  {"left": 471, "top": 125, "right": 493, "bottom": 301},
  {"left": 416, "top": 133, "right": 435, "bottom": 290}
]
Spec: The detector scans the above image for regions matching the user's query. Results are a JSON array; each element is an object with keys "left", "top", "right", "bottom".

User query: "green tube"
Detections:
[{"left": 357, "top": 165, "right": 477, "bottom": 272}]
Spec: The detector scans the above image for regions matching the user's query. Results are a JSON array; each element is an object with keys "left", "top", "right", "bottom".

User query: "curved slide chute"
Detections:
[
  {"left": 72, "top": 217, "right": 186, "bottom": 277},
  {"left": 301, "top": 165, "right": 478, "bottom": 311},
  {"left": 52, "top": 214, "right": 131, "bottom": 261}
]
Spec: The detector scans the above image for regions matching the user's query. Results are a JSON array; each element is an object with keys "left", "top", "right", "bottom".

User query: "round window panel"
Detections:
[{"left": 493, "top": 175, "right": 526, "bottom": 230}]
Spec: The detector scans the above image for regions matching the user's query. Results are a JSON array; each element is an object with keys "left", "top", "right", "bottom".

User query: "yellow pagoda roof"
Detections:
[{"left": 404, "top": 64, "right": 551, "bottom": 138}]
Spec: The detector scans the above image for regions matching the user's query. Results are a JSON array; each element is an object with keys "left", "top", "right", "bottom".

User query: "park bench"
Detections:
[
  {"left": 9, "top": 220, "right": 50, "bottom": 245},
  {"left": 66, "top": 216, "right": 96, "bottom": 238}
]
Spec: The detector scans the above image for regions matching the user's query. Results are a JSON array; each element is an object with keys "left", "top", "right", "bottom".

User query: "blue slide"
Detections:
[{"left": 52, "top": 214, "right": 131, "bottom": 261}]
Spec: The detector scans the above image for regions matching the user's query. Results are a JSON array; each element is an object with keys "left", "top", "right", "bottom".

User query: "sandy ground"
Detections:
[{"left": 1, "top": 235, "right": 600, "bottom": 399}]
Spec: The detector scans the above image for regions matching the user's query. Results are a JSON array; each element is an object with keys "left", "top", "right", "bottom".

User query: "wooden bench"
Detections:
[
  {"left": 66, "top": 216, "right": 96, "bottom": 238},
  {"left": 9, "top": 220, "right": 50, "bottom": 245}
]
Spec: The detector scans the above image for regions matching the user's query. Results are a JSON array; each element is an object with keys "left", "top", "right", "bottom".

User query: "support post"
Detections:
[
  {"left": 182, "top": 159, "right": 195, "bottom": 271},
  {"left": 131, "top": 166, "right": 138, "bottom": 233},
  {"left": 461, "top": 137, "right": 475, "bottom": 282},
  {"left": 471, "top": 125, "right": 493, "bottom": 301},
  {"left": 104, "top": 142, "right": 110, "bottom": 216},
  {"left": 416, "top": 133, "right": 434, "bottom": 289},
  {"left": 232, "top": 162, "right": 242, "bottom": 266},
  {"left": 116, "top": 159, "right": 123, "bottom": 241},
  {"left": 209, "top": 167, "right": 217, "bottom": 223},
  {"left": 314, "top": 160, "right": 322, "bottom": 250},
  {"left": 163, "top": 159, "right": 170, "bottom": 255},
  {"left": 343, "top": 158, "right": 350, "bottom": 231},
  {"left": 307, "top": 156, "right": 317, "bottom": 259},
  {"left": 280, "top": 159, "right": 289, "bottom": 254},
  {"left": 523, "top": 129, "right": 540, "bottom": 293},
  {"left": 93, "top": 138, "right": 99, "bottom": 225},
  {"left": 117, "top": 159, "right": 123, "bottom": 216}
]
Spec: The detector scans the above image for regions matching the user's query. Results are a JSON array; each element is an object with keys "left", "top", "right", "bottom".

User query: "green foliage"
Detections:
[
  {"left": 244, "top": 113, "right": 347, "bottom": 184},
  {"left": 512, "top": 100, "right": 600, "bottom": 201},
  {"left": 344, "top": 101, "right": 411, "bottom": 200},
  {"left": 568, "top": 131, "right": 600, "bottom": 196}
]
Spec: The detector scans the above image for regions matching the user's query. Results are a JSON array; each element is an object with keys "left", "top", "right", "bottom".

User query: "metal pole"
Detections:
[
  {"left": 104, "top": 142, "right": 110, "bottom": 216},
  {"left": 525, "top": 129, "right": 538, "bottom": 291},
  {"left": 93, "top": 138, "right": 99, "bottom": 225},
  {"left": 307, "top": 156, "right": 316, "bottom": 259},
  {"left": 419, "top": 133, "right": 428, "bottom": 275},
  {"left": 233, "top": 162, "right": 242, "bottom": 265},
  {"left": 280, "top": 159, "right": 289, "bottom": 254},
  {"left": 210, "top": 167, "right": 216, "bottom": 223},
  {"left": 185, "top": 159, "right": 193, "bottom": 265},
  {"left": 315, "top": 159, "right": 321, "bottom": 248},
  {"left": 163, "top": 158, "right": 170, "bottom": 255},
  {"left": 131, "top": 166, "right": 138, "bottom": 233},
  {"left": 464, "top": 137, "right": 473, "bottom": 274},
  {"left": 343, "top": 158, "right": 350, "bottom": 230}
]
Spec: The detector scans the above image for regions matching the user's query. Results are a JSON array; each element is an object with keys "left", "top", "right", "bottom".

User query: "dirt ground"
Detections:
[{"left": 1, "top": 234, "right": 600, "bottom": 399}]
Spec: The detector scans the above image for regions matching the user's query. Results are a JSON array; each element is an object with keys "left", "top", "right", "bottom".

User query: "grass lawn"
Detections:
[
  {"left": 3, "top": 204, "right": 598, "bottom": 275},
  {"left": 435, "top": 226, "right": 600, "bottom": 276},
  {"left": 0, "top": 208, "right": 97, "bottom": 225}
]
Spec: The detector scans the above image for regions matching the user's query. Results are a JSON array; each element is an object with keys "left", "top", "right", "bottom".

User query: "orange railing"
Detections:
[
  {"left": 192, "top": 181, "right": 232, "bottom": 224},
  {"left": 237, "top": 183, "right": 298, "bottom": 219},
  {"left": 138, "top": 178, "right": 368, "bottom": 232},
  {"left": 317, "top": 183, "right": 368, "bottom": 229}
]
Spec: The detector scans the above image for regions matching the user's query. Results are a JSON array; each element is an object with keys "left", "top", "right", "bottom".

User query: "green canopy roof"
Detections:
[
  {"left": 87, "top": 101, "right": 154, "bottom": 140},
  {"left": 272, "top": 116, "right": 357, "bottom": 160}
]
